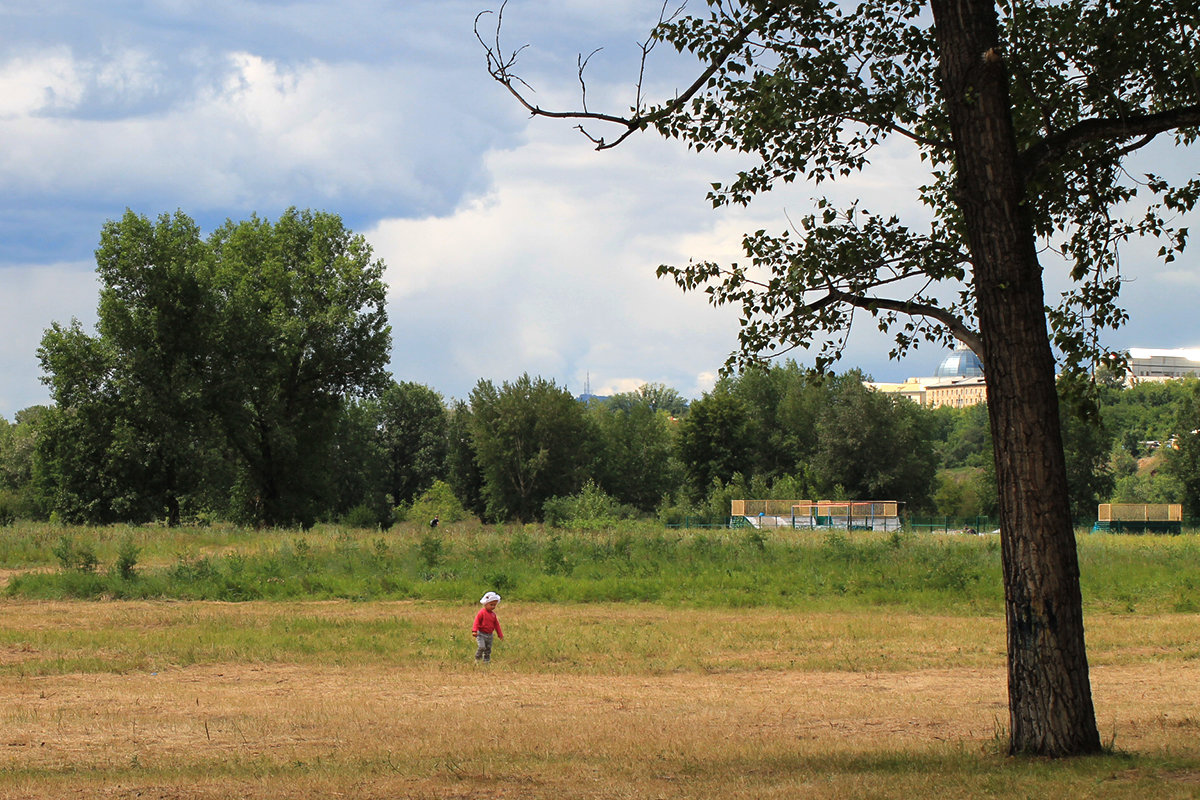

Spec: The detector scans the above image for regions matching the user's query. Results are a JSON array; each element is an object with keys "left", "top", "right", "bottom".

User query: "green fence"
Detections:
[
  {"left": 904, "top": 516, "right": 996, "bottom": 534},
  {"left": 664, "top": 517, "right": 740, "bottom": 530}
]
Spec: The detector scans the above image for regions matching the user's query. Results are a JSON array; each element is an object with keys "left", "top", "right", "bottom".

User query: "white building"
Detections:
[{"left": 1126, "top": 348, "right": 1200, "bottom": 383}]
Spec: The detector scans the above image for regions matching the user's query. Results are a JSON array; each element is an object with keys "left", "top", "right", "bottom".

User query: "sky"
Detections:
[{"left": 2, "top": 1, "right": 1197, "bottom": 418}]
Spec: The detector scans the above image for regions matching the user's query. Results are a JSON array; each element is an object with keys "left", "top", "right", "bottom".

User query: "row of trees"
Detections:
[{"left": 6, "top": 302, "right": 1200, "bottom": 527}]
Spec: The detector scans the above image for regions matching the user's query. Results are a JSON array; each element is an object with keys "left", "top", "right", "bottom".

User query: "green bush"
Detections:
[
  {"left": 407, "top": 480, "right": 474, "bottom": 526},
  {"left": 52, "top": 535, "right": 99, "bottom": 573},
  {"left": 113, "top": 535, "right": 140, "bottom": 580},
  {"left": 543, "top": 481, "right": 637, "bottom": 529},
  {"left": 418, "top": 530, "right": 445, "bottom": 569},
  {"left": 342, "top": 501, "right": 393, "bottom": 530},
  {"left": 0, "top": 490, "right": 16, "bottom": 526}
]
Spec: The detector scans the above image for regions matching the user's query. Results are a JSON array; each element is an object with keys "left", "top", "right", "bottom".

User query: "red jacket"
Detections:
[{"left": 472, "top": 607, "right": 503, "bottom": 638}]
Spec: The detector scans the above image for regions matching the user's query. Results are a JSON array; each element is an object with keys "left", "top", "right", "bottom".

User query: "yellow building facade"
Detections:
[{"left": 867, "top": 346, "right": 988, "bottom": 408}]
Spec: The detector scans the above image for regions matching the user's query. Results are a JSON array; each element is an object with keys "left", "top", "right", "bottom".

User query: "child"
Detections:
[{"left": 472, "top": 591, "right": 503, "bottom": 663}]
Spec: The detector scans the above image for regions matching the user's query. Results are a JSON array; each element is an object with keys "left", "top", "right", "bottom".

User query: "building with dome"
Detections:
[
  {"left": 934, "top": 348, "right": 984, "bottom": 379},
  {"left": 867, "top": 345, "right": 988, "bottom": 409}
]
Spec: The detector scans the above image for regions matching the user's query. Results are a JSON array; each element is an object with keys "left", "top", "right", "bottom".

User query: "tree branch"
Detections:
[
  {"left": 477, "top": 0, "right": 789, "bottom": 150},
  {"left": 811, "top": 288, "right": 984, "bottom": 363},
  {"left": 843, "top": 114, "right": 953, "bottom": 150},
  {"left": 1022, "top": 103, "right": 1200, "bottom": 177}
]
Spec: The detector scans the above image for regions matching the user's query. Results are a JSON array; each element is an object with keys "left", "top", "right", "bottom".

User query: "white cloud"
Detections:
[
  {"left": 0, "top": 49, "right": 84, "bottom": 116},
  {"left": 0, "top": 262, "right": 98, "bottom": 416},
  {"left": 364, "top": 120, "right": 932, "bottom": 402},
  {"left": 367, "top": 124, "right": 755, "bottom": 400},
  {"left": 0, "top": 43, "right": 514, "bottom": 225}
]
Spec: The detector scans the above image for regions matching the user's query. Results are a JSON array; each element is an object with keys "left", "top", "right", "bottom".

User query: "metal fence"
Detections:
[
  {"left": 667, "top": 515, "right": 1200, "bottom": 534},
  {"left": 905, "top": 516, "right": 996, "bottom": 534}
]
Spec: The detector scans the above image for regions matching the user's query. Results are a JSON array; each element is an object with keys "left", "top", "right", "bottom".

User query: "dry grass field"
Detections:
[{"left": 1, "top": 600, "right": 1199, "bottom": 799}]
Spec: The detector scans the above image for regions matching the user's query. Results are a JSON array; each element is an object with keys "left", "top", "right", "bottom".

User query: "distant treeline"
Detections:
[
  {"left": 2, "top": 209, "right": 1199, "bottom": 529},
  {"left": 5, "top": 362, "right": 1200, "bottom": 529}
]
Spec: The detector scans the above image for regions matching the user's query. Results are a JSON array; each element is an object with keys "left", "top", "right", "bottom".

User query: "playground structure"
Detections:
[
  {"left": 732, "top": 500, "right": 902, "bottom": 531},
  {"left": 1094, "top": 503, "right": 1182, "bottom": 534}
]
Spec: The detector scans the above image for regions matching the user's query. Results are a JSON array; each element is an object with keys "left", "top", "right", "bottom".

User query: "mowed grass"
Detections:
[
  {"left": 1, "top": 601, "right": 1199, "bottom": 798},
  {"left": 1, "top": 524, "right": 1199, "bottom": 797}
]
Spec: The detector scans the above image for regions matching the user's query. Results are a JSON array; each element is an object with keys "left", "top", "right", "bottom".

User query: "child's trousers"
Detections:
[{"left": 474, "top": 632, "right": 494, "bottom": 662}]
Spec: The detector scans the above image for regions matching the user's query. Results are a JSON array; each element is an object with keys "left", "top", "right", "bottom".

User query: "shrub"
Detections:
[
  {"left": 113, "top": 535, "right": 140, "bottom": 580},
  {"left": 342, "top": 502, "right": 393, "bottom": 530},
  {"left": 544, "top": 481, "right": 637, "bottom": 528},
  {"left": 52, "top": 535, "right": 98, "bottom": 573},
  {"left": 0, "top": 490, "right": 16, "bottom": 526},
  {"left": 407, "top": 480, "right": 473, "bottom": 526},
  {"left": 418, "top": 531, "right": 445, "bottom": 569}
]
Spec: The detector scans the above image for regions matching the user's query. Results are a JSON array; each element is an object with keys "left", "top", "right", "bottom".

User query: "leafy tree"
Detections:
[
  {"left": 92, "top": 210, "right": 225, "bottom": 524},
  {"left": 932, "top": 468, "right": 997, "bottom": 519},
  {"left": 482, "top": 0, "right": 1200, "bottom": 758},
  {"left": 203, "top": 209, "right": 391, "bottom": 527},
  {"left": 35, "top": 321, "right": 126, "bottom": 523},
  {"left": 37, "top": 209, "right": 390, "bottom": 528},
  {"left": 591, "top": 388, "right": 682, "bottom": 511},
  {"left": 929, "top": 402, "right": 997, "bottom": 518},
  {"left": 732, "top": 364, "right": 806, "bottom": 482},
  {"left": 772, "top": 366, "right": 825, "bottom": 472},
  {"left": 1098, "top": 379, "right": 1192, "bottom": 456},
  {"left": 1057, "top": 376, "right": 1114, "bottom": 522},
  {"left": 812, "top": 373, "right": 937, "bottom": 508},
  {"left": 1165, "top": 379, "right": 1200, "bottom": 516},
  {"left": 0, "top": 406, "right": 51, "bottom": 520},
  {"left": 468, "top": 374, "right": 596, "bottom": 522},
  {"left": 931, "top": 403, "right": 992, "bottom": 470},
  {"left": 480, "top": 0, "right": 1200, "bottom": 755},
  {"left": 1112, "top": 459, "right": 1182, "bottom": 505},
  {"left": 605, "top": 382, "right": 690, "bottom": 416},
  {"left": 377, "top": 381, "right": 449, "bottom": 507},
  {"left": 328, "top": 397, "right": 392, "bottom": 528},
  {"left": 446, "top": 399, "right": 487, "bottom": 518},
  {"left": 677, "top": 381, "right": 753, "bottom": 497}
]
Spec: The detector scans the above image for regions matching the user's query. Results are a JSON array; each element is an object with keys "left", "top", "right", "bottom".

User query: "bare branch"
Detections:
[
  {"left": 478, "top": 0, "right": 790, "bottom": 150},
  {"left": 577, "top": 48, "right": 603, "bottom": 114}
]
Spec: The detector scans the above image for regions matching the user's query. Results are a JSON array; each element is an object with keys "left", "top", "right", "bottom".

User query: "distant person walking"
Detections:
[{"left": 472, "top": 591, "right": 503, "bottom": 663}]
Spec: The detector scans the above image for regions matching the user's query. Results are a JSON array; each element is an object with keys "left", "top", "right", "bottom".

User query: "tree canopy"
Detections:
[
  {"left": 482, "top": 0, "right": 1197, "bottom": 373},
  {"left": 37, "top": 209, "right": 391, "bottom": 528}
]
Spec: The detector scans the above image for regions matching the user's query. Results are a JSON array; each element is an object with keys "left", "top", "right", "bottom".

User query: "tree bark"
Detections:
[{"left": 929, "top": 0, "right": 1102, "bottom": 756}]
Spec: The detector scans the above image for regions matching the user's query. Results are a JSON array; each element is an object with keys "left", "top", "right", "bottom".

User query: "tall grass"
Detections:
[
  {"left": 3, "top": 524, "right": 1005, "bottom": 609},
  {"left": 4, "top": 522, "right": 1198, "bottom": 612}
]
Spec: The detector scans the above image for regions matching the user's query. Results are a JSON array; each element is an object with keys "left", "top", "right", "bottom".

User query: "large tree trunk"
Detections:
[{"left": 929, "top": 0, "right": 1102, "bottom": 756}]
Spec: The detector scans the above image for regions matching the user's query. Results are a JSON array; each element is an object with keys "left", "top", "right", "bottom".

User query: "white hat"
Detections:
[{"left": 480, "top": 591, "right": 501, "bottom": 604}]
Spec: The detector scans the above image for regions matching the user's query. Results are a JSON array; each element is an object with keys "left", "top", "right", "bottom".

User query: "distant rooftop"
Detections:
[
  {"left": 1127, "top": 347, "right": 1200, "bottom": 362},
  {"left": 934, "top": 347, "right": 984, "bottom": 378}
]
